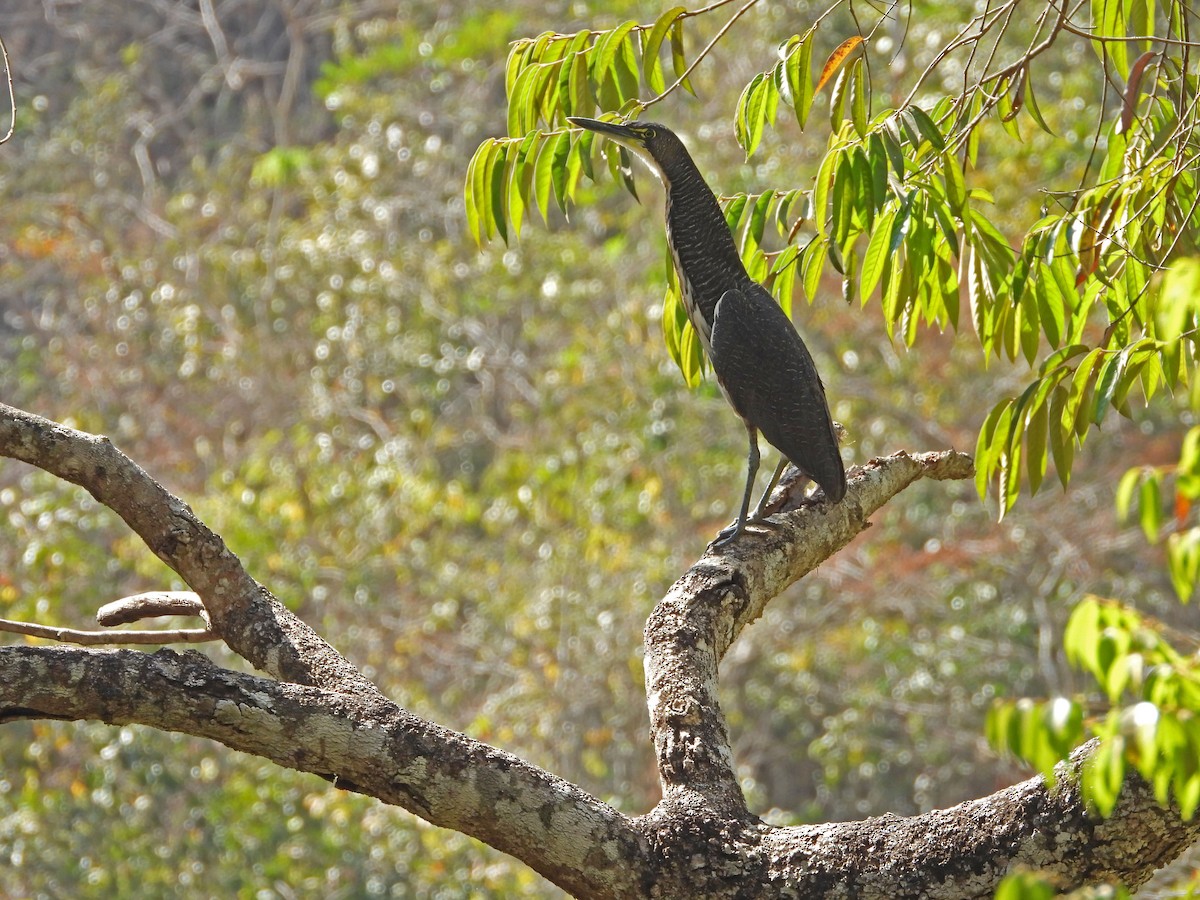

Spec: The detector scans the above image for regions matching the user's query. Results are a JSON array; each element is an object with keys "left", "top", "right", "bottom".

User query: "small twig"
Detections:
[
  {"left": 0, "top": 617, "right": 214, "bottom": 645},
  {"left": 0, "top": 32, "right": 14, "bottom": 145},
  {"left": 96, "top": 591, "right": 208, "bottom": 627}
]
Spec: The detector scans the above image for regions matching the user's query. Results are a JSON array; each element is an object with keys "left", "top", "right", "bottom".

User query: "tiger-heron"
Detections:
[{"left": 568, "top": 117, "right": 846, "bottom": 546}]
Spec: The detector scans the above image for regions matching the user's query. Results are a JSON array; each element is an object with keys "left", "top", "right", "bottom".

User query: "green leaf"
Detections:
[
  {"left": 534, "top": 131, "right": 563, "bottom": 222},
  {"left": 1092, "top": 350, "right": 1128, "bottom": 425},
  {"left": 741, "top": 191, "right": 774, "bottom": 259},
  {"left": 1026, "top": 399, "right": 1050, "bottom": 494},
  {"left": 786, "top": 30, "right": 815, "bottom": 129},
  {"left": 565, "top": 48, "right": 591, "bottom": 117},
  {"left": 905, "top": 105, "right": 945, "bottom": 151},
  {"left": 943, "top": 151, "right": 967, "bottom": 216},
  {"left": 1092, "top": 0, "right": 1130, "bottom": 74},
  {"left": 828, "top": 67, "right": 850, "bottom": 132},
  {"left": 1082, "top": 731, "right": 1126, "bottom": 816},
  {"left": 507, "top": 131, "right": 541, "bottom": 237},
  {"left": 801, "top": 236, "right": 828, "bottom": 303},
  {"left": 1049, "top": 383, "right": 1074, "bottom": 489},
  {"left": 1139, "top": 470, "right": 1163, "bottom": 542},
  {"left": 849, "top": 57, "right": 867, "bottom": 137},
  {"left": 669, "top": 18, "right": 694, "bottom": 96},
  {"left": 475, "top": 139, "right": 500, "bottom": 240},
  {"left": 770, "top": 244, "right": 800, "bottom": 316},
  {"left": 775, "top": 188, "right": 803, "bottom": 237},
  {"left": 642, "top": 7, "right": 686, "bottom": 95},
  {"left": 736, "top": 73, "right": 771, "bottom": 157},
  {"left": 1023, "top": 71, "right": 1054, "bottom": 134},
  {"left": 996, "top": 870, "right": 1057, "bottom": 900},
  {"left": 464, "top": 141, "right": 488, "bottom": 245},
  {"left": 612, "top": 33, "right": 641, "bottom": 103},
  {"left": 1034, "top": 263, "right": 1066, "bottom": 347},
  {"left": 508, "top": 62, "right": 543, "bottom": 136},
  {"left": 547, "top": 130, "right": 572, "bottom": 214},
  {"left": 591, "top": 21, "right": 637, "bottom": 86},
  {"left": 679, "top": 309, "right": 704, "bottom": 386},
  {"left": 832, "top": 155, "right": 854, "bottom": 249},
  {"left": 860, "top": 208, "right": 895, "bottom": 300},
  {"left": 1157, "top": 258, "right": 1200, "bottom": 342},
  {"left": 975, "top": 400, "right": 1011, "bottom": 500},
  {"left": 1115, "top": 467, "right": 1145, "bottom": 522},
  {"left": 489, "top": 145, "right": 509, "bottom": 243},
  {"left": 1064, "top": 597, "right": 1103, "bottom": 673},
  {"left": 867, "top": 133, "right": 889, "bottom": 210},
  {"left": 881, "top": 120, "right": 906, "bottom": 180},
  {"left": 1062, "top": 347, "right": 1104, "bottom": 438},
  {"left": 1166, "top": 528, "right": 1200, "bottom": 603},
  {"left": 662, "top": 284, "right": 683, "bottom": 369},
  {"left": 723, "top": 194, "right": 749, "bottom": 233},
  {"left": 813, "top": 147, "right": 840, "bottom": 237},
  {"left": 505, "top": 38, "right": 535, "bottom": 106}
]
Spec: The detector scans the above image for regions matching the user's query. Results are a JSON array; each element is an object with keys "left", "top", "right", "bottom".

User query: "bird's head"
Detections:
[{"left": 566, "top": 117, "right": 690, "bottom": 185}]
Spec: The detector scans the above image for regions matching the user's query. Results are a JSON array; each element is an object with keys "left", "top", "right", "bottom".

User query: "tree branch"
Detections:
[
  {"left": 644, "top": 450, "right": 974, "bottom": 806},
  {"left": 0, "top": 402, "right": 379, "bottom": 698},
  {"left": 757, "top": 740, "right": 1200, "bottom": 897},
  {"left": 2, "top": 405, "right": 1194, "bottom": 896},
  {"left": 2, "top": 640, "right": 1194, "bottom": 898},
  {"left": 0, "top": 644, "right": 645, "bottom": 899}
]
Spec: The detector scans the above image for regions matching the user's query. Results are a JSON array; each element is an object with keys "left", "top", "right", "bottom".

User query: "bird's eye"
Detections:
[{"left": 643, "top": 127, "right": 656, "bottom": 139}]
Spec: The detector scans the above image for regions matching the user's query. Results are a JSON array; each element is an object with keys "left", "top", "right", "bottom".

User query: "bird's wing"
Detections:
[{"left": 709, "top": 287, "right": 846, "bottom": 502}]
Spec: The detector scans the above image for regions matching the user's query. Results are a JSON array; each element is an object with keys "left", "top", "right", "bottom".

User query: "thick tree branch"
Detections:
[
  {"left": 644, "top": 450, "right": 974, "bottom": 805},
  {"left": 1, "top": 641, "right": 1194, "bottom": 898},
  {"left": 0, "top": 644, "right": 646, "bottom": 899},
  {"left": 755, "top": 740, "right": 1200, "bottom": 897},
  {"left": 0, "top": 402, "right": 379, "bottom": 698},
  {"left": 2, "top": 404, "right": 1194, "bottom": 896}
]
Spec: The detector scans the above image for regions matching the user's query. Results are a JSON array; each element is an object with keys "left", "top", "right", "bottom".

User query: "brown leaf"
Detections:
[
  {"left": 1120, "top": 51, "right": 1158, "bottom": 134},
  {"left": 815, "top": 36, "right": 863, "bottom": 97},
  {"left": 1176, "top": 491, "right": 1191, "bottom": 527}
]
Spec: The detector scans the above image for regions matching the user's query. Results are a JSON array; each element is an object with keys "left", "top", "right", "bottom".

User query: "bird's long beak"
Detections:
[
  {"left": 567, "top": 117, "right": 642, "bottom": 144},
  {"left": 567, "top": 116, "right": 660, "bottom": 185}
]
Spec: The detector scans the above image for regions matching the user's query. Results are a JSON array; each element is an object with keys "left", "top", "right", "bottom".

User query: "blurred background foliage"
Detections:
[{"left": 0, "top": 0, "right": 1195, "bottom": 896}]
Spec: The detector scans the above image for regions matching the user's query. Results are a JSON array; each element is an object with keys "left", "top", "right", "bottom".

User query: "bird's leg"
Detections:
[
  {"left": 710, "top": 426, "right": 759, "bottom": 548},
  {"left": 750, "top": 456, "right": 790, "bottom": 520}
]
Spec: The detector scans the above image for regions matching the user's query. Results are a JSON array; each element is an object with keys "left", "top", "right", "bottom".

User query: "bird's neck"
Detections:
[{"left": 663, "top": 160, "right": 751, "bottom": 330}]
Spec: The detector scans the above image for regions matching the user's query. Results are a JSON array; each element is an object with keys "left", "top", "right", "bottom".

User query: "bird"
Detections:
[{"left": 567, "top": 117, "right": 846, "bottom": 547}]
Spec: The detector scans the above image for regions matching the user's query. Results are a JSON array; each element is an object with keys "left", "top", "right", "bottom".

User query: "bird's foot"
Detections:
[
  {"left": 707, "top": 512, "right": 772, "bottom": 551},
  {"left": 707, "top": 521, "right": 743, "bottom": 551}
]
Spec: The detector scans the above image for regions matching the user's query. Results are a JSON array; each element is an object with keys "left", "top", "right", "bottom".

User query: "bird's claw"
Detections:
[
  {"left": 707, "top": 522, "right": 743, "bottom": 551},
  {"left": 706, "top": 512, "right": 771, "bottom": 551}
]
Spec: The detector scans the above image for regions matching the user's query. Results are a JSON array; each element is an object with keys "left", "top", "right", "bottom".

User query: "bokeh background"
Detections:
[{"left": 0, "top": 2, "right": 1193, "bottom": 896}]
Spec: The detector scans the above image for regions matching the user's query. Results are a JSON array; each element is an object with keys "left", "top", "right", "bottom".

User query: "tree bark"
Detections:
[{"left": 1, "top": 402, "right": 1196, "bottom": 897}]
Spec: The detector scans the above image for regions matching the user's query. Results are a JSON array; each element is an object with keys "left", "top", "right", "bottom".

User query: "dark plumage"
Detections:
[{"left": 568, "top": 117, "right": 846, "bottom": 545}]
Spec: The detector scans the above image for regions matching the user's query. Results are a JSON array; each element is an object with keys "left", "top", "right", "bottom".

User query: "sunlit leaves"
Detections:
[
  {"left": 735, "top": 31, "right": 813, "bottom": 156},
  {"left": 641, "top": 7, "right": 686, "bottom": 95},
  {"left": 735, "top": 71, "right": 776, "bottom": 158},
  {"left": 986, "top": 696, "right": 1084, "bottom": 783},
  {"left": 988, "top": 595, "right": 1200, "bottom": 819},
  {"left": 1089, "top": 0, "right": 1158, "bottom": 75},
  {"left": 975, "top": 340, "right": 1161, "bottom": 516},
  {"left": 734, "top": 31, "right": 868, "bottom": 156},
  {"left": 974, "top": 94, "right": 1200, "bottom": 511},
  {"left": 502, "top": 10, "right": 700, "bottom": 141},
  {"left": 481, "top": 1, "right": 1200, "bottom": 531},
  {"left": 1116, "top": 426, "right": 1200, "bottom": 602}
]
